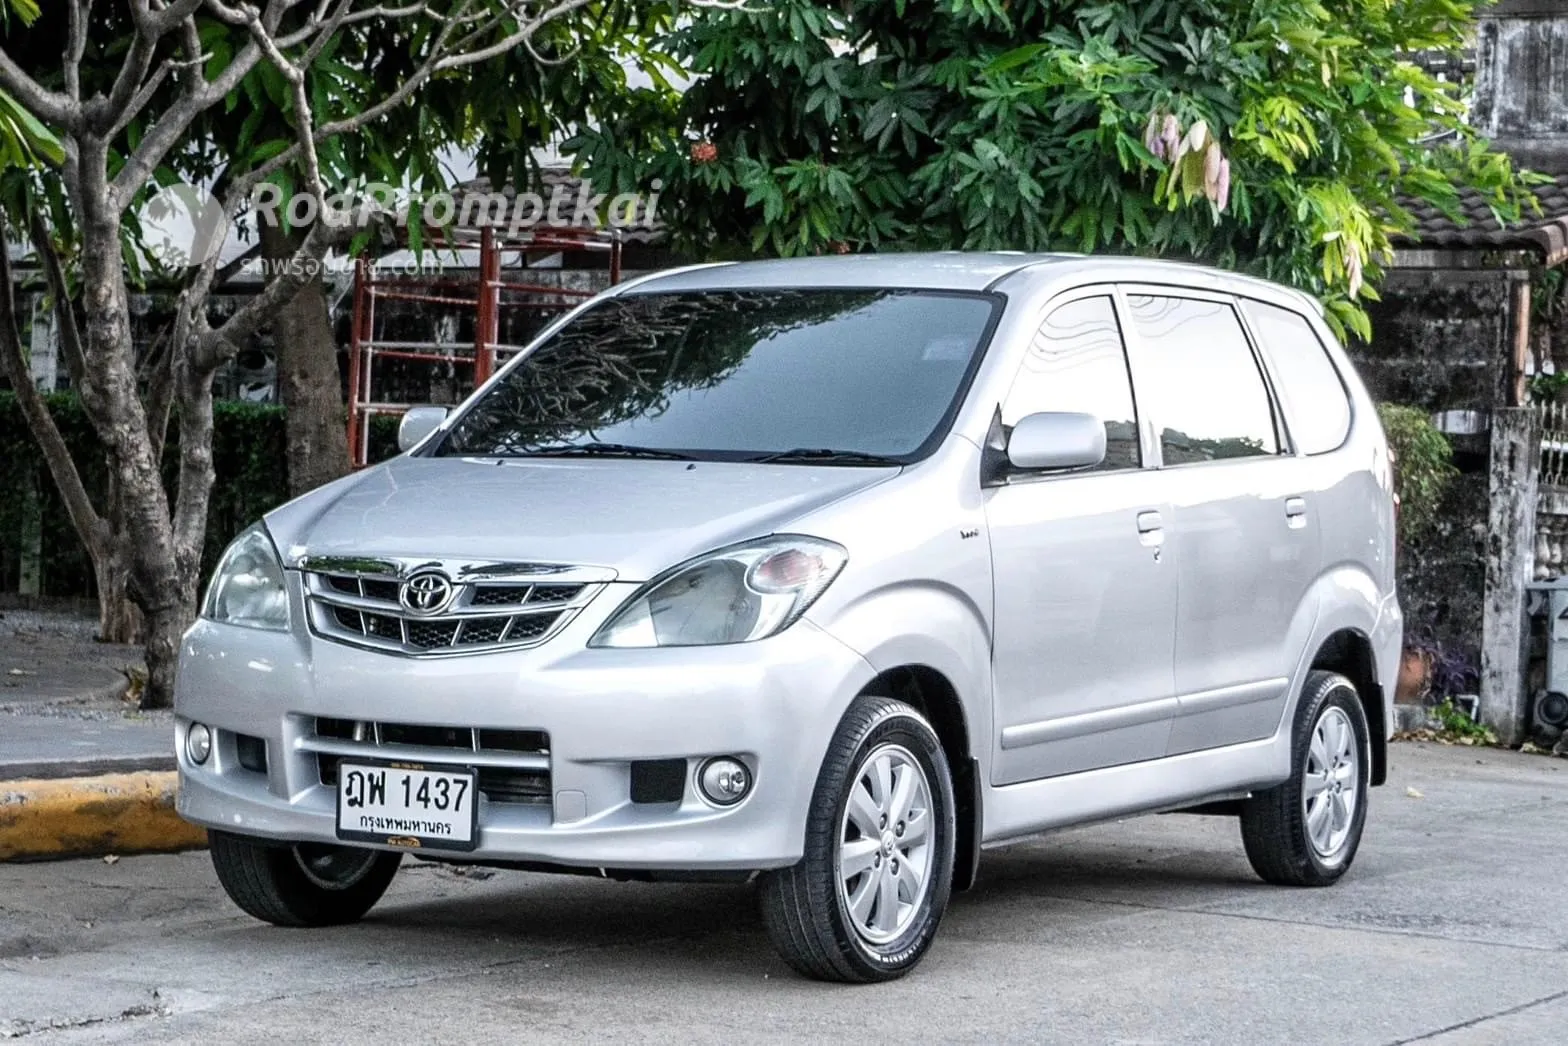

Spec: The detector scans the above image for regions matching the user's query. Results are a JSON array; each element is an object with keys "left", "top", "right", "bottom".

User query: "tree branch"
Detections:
[
  {"left": 26, "top": 213, "right": 88, "bottom": 391},
  {"left": 109, "top": 15, "right": 271, "bottom": 206},
  {"left": 0, "top": 210, "right": 106, "bottom": 554},
  {"left": 192, "top": 217, "right": 348, "bottom": 371},
  {"left": 63, "top": 0, "right": 89, "bottom": 101},
  {"left": 0, "top": 46, "right": 81, "bottom": 130}
]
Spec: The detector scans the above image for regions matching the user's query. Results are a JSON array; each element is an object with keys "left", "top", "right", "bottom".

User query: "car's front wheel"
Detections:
[
  {"left": 209, "top": 830, "right": 402, "bottom": 927},
  {"left": 1240, "top": 670, "right": 1371, "bottom": 886},
  {"left": 760, "top": 695, "right": 956, "bottom": 982}
]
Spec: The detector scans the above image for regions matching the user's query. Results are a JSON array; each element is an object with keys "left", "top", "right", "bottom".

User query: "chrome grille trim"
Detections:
[
  {"left": 299, "top": 556, "right": 613, "bottom": 657},
  {"left": 298, "top": 735, "right": 549, "bottom": 771}
]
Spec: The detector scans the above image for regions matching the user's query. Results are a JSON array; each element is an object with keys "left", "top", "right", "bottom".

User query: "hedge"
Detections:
[{"left": 0, "top": 392, "right": 399, "bottom": 599}]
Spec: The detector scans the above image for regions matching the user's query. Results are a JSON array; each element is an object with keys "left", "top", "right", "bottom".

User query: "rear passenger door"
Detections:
[{"left": 1120, "top": 289, "right": 1321, "bottom": 755}]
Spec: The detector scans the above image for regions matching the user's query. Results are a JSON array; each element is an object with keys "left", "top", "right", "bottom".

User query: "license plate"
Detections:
[{"left": 335, "top": 761, "right": 479, "bottom": 852}]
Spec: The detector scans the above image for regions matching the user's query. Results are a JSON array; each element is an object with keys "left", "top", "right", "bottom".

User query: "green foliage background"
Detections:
[
  {"left": 1375, "top": 402, "right": 1458, "bottom": 546},
  {"left": 0, "top": 394, "right": 397, "bottom": 598},
  {"left": 569, "top": 0, "right": 1539, "bottom": 343}
]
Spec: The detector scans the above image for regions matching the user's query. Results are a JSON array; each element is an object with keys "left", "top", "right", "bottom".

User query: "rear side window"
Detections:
[
  {"left": 1124, "top": 294, "right": 1280, "bottom": 466},
  {"left": 1243, "top": 300, "right": 1352, "bottom": 455},
  {"left": 1002, "top": 295, "right": 1140, "bottom": 471}
]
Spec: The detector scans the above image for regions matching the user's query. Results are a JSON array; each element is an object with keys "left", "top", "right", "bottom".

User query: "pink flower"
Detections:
[
  {"left": 1216, "top": 159, "right": 1231, "bottom": 213},
  {"left": 1204, "top": 142, "right": 1223, "bottom": 199},
  {"left": 1346, "top": 240, "right": 1364, "bottom": 298},
  {"left": 1144, "top": 112, "right": 1167, "bottom": 161},
  {"left": 1161, "top": 114, "right": 1180, "bottom": 159}
]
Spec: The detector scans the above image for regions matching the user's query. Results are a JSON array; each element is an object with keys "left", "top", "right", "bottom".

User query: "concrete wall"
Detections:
[
  {"left": 1355, "top": 265, "right": 1523, "bottom": 667},
  {"left": 1473, "top": 0, "right": 1568, "bottom": 173}
]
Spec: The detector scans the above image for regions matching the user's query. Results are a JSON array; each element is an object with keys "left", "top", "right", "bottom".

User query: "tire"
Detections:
[
  {"left": 759, "top": 695, "right": 956, "bottom": 982},
  {"left": 1240, "top": 671, "right": 1371, "bottom": 886},
  {"left": 209, "top": 830, "right": 402, "bottom": 927}
]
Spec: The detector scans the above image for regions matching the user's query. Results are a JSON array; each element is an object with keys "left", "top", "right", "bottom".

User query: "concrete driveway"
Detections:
[{"left": 2, "top": 742, "right": 1565, "bottom": 1044}]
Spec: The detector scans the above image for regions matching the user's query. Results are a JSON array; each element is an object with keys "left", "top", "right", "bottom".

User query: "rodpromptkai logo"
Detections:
[{"left": 138, "top": 182, "right": 227, "bottom": 269}]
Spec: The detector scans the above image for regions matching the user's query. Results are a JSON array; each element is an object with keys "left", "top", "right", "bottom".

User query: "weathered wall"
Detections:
[
  {"left": 1473, "top": 0, "right": 1568, "bottom": 174},
  {"left": 1355, "top": 267, "right": 1516, "bottom": 411},
  {"left": 1354, "top": 266, "right": 1520, "bottom": 667}
]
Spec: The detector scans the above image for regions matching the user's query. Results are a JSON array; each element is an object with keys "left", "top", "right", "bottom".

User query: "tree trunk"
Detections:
[
  {"left": 75, "top": 146, "right": 189, "bottom": 709},
  {"left": 93, "top": 549, "right": 143, "bottom": 645},
  {"left": 142, "top": 600, "right": 190, "bottom": 710},
  {"left": 259, "top": 222, "right": 349, "bottom": 497}
]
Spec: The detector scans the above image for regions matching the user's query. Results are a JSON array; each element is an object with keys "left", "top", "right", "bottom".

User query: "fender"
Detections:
[{"left": 813, "top": 580, "right": 996, "bottom": 782}]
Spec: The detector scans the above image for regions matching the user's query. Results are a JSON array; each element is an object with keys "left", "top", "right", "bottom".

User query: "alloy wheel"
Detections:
[
  {"left": 1302, "top": 706, "right": 1360, "bottom": 861},
  {"left": 837, "top": 743, "right": 935, "bottom": 944},
  {"left": 292, "top": 843, "right": 383, "bottom": 890}
]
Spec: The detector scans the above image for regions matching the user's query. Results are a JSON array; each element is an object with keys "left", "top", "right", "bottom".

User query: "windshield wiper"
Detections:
[
  {"left": 747, "top": 447, "right": 903, "bottom": 466},
  {"left": 526, "top": 442, "right": 699, "bottom": 461}
]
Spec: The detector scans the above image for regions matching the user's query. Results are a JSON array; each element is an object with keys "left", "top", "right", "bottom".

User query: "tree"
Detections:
[
  {"left": 0, "top": 1, "right": 629, "bottom": 707},
  {"left": 569, "top": 0, "right": 1540, "bottom": 341}
]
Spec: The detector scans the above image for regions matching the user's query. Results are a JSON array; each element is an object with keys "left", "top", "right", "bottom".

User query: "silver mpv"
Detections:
[{"left": 177, "top": 254, "right": 1402, "bottom": 982}]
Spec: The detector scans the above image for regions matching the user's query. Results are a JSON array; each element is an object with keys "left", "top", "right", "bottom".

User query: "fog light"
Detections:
[
  {"left": 187, "top": 723, "right": 212, "bottom": 765},
  {"left": 698, "top": 757, "right": 751, "bottom": 806}
]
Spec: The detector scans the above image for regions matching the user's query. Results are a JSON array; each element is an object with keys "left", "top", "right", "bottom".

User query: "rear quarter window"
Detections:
[{"left": 1243, "top": 300, "right": 1352, "bottom": 456}]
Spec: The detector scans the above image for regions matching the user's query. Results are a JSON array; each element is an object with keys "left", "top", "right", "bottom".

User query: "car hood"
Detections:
[{"left": 266, "top": 455, "right": 897, "bottom": 582}]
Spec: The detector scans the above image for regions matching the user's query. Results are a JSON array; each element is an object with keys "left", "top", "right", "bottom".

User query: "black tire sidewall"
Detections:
[
  {"left": 818, "top": 704, "right": 956, "bottom": 976},
  {"left": 209, "top": 831, "right": 401, "bottom": 927}
]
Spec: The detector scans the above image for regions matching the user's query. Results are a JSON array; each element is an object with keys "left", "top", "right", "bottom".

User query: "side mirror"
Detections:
[
  {"left": 1006, "top": 411, "right": 1106, "bottom": 471},
  {"left": 397, "top": 405, "right": 449, "bottom": 453}
]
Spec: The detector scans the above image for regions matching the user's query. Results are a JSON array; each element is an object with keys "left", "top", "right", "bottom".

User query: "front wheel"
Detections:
[
  {"left": 209, "top": 830, "right": 402, "bottom": 927},
  {"left": 1240, "top": 671, "right": 1371, "bottom": 886},
  {"left": 759, "top": 695, "right": 956, "bottom": 982}
]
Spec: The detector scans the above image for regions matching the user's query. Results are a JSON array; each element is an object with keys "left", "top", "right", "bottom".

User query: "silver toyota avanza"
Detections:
[{"left": 177, "top": 254, "right": 1401, "bottom": 982}]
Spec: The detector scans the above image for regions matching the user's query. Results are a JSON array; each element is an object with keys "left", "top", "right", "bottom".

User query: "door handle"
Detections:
[
  {"left": 1136, "top": 510, "right": 1164, "bottom": 548},
  {"left": 1285, "top": 496, "right": 1307, "bottom": 529}
]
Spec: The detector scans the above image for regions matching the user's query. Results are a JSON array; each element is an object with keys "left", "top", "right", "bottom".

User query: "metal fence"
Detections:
[{"left": 1537, "top": 401, "right": 1568, "bottom": 489}]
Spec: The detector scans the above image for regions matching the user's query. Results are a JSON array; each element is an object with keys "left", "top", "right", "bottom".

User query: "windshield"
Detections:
[{"left": 434, "top": 288, "right": 999, "bottom": 463}]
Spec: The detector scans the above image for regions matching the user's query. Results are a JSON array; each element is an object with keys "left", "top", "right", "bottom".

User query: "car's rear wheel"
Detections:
[
  {"left": 1240, "top": 670, "right": 1370, "bottom": 886},
  {"left": 759, "top": 695, "right": 956, "bottom": 982},
  {"left": 209, "top": 830, "right": 402, "bottom": 927}
]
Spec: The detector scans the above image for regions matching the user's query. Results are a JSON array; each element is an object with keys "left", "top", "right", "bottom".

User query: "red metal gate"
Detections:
[{"left": 346, "top": 226, "right": 624, "bottom": 467}]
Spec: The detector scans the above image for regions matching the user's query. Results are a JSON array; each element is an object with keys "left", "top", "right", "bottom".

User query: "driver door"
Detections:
[{"left": 984, "top": 292, "right": 1178, "bottom": 785}]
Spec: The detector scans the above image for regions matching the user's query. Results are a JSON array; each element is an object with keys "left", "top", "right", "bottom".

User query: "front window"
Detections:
[{"left": 436, "top": 289, "right": 999, "bottom": 463}]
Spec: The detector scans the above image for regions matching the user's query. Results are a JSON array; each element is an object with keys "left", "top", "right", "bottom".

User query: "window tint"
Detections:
[
  {"left": 1125, "top": 294, "right": 1280, "bottom": 465},
  {"left": 1002, "top": 296, "right": 1140, "bottom": 471},
  {"left": 1243, "top": 301, "right": 1351, "bottom": 455},
  {"left": 439, "top": 290, "right": 997, "bottom": 462}
]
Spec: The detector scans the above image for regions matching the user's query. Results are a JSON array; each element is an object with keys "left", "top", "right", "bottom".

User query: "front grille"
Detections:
[
  {"left": 310, "top": 717, "right": 551, "bottom": 806},
  {"left": 300, "top": 558, "right": 609, "bottom": 657}
]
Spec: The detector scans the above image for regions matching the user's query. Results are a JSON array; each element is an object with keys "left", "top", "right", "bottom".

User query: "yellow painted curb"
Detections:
[{"left": 0, "top": 772, "right": 207, "bottom": 861}]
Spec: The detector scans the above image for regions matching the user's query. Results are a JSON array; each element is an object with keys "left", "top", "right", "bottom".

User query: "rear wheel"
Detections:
[
  {"left": 760, "top": 695, "right": 956, "bottom": 982},
  {"left": 209, "top": 830, "right": 402, "bottom": 927},
  {"left": 1240, "top": 671, "right": 1370, "bottom": 886}
]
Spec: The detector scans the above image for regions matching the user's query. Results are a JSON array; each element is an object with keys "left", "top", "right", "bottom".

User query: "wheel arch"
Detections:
[
  {"left": 858, "top": 664, "right": 982, "bottom": 892},
  {"left": 1308, "top": 629, "right": 1387, "bottom": 786}
]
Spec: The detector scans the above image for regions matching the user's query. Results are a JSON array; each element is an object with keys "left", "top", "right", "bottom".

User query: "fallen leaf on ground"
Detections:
[
  {"left": 1405, "top": 787, "right": 1424, "bottom": 799},
  {"left": 102, "top": 854, "right": 119, "bottom": 865}
]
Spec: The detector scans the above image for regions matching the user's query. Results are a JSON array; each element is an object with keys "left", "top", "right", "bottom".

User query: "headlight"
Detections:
[
  {"left": 590, "top": 536, "right": 847, "bottom": 648},
  {"left": 202, "top": 524, "right": 290, "bottom": 631}
]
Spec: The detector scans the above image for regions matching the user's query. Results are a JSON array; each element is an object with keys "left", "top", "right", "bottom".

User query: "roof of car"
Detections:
[{"left": 620, "top": 252, "right": 1318, "bottom": 310}]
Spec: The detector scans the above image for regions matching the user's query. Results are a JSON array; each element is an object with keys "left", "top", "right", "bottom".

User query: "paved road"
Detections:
[{"left": 3, "top": 743, "right": 1565, "bottom": 1044}]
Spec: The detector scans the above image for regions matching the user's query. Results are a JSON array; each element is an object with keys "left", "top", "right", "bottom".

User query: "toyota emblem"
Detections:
[{"left": 400, "top": 571, "right": 454, "bottom": 615}]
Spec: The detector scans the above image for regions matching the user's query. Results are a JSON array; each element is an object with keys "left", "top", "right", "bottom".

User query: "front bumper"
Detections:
[{"left": 175, "top": 581, "right": 874, "bottom": 870}]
